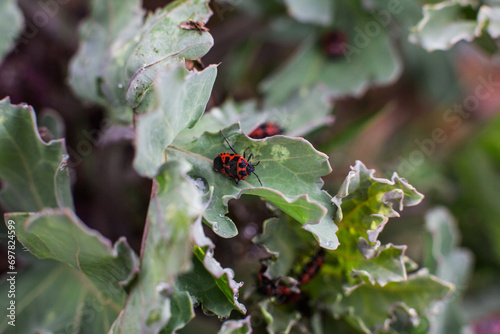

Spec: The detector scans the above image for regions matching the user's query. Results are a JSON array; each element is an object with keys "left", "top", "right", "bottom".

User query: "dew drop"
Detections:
[
  {"left": 117, "top": 83, "right": 123, "bottom": 89},
  {"left": 213, "top": 223, "right": 219, "bottom": 232}
]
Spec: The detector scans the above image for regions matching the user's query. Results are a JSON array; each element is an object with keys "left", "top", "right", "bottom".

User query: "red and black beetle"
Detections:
[
  {"left": 297, "top": 248, "right": 325, "bottom": 285},
  {"left": 321, "top": 30, "right": 348, "bottom": 59},
  {"left": 213, "top": 131, "right": 263, "bottom": 186},
  {"left": 249, "top": 122, "right": 283, "bottom": 139},
  {"left": 257, "top": 263, "right": 302, "bottom": 304},
  {"left": 257, "top": 248, "right": 325, "bottom": 304}
]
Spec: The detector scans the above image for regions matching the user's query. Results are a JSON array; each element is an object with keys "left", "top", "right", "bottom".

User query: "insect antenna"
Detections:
[
  {"left": 253, "top": 171, "right": 263, "bottom": 187},
  {"left": 220, "top": 130, "right": 238, "bottom": 155}
]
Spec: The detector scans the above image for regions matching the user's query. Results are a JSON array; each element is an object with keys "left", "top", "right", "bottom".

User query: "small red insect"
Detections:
[
  {"left": 297, "top": 248, "right": 325, "bottom": 285},
  {"left": 257, "top": 248, "right": 325, "bottom": 304},
  {"left": 321, "top": 30, "right": 348, "bottom": 59},
  {"left": 213, "top": 131, "right": 263, "bottom": 186},
  {"left": 258, "top": 264, "right": 301, "bottom": 304},
  {"left": 248, "top": 122, "right": 283, "bottom": 139}
]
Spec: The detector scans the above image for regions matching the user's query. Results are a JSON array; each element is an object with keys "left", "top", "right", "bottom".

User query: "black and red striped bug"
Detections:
[
  {"left": 248, "top": 122, "right": 283, "bottom": 139},
  {"left": 213, "top": 131, "right": 263, "bottom": 186},
  {"left": 257, "top": 248, "right": 325, "bottom": 304},
  {"left": 258, "top": 263, "right": 301, "bottom": 304},
  {"left": 297, "top": 248, "right": 325, "bottom": 285}
]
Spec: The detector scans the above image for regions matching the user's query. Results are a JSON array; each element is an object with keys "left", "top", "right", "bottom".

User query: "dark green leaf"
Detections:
[
  {"left": 253, "top": 215, "right": 315, "bottom": 277},
  {"left": 259, "top": 300, "right": 301, "bottom": 334},
  {"left": 161, "top": 291, "right": 194, "bottom": 334},
  {"left": 177, "top": 245, "right": 246, "bottom": 317},
  {"left": 452, "top": 114, "right": 500, "bottom": 262}
]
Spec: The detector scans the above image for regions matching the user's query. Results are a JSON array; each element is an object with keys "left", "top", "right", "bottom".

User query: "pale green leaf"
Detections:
[
  {"left": 69, "top": 0, "right": 214, "bottom": 123},
  {"left": 2, "top": 209, "right": 138, "bottom": 333},
  {"left": 477, "top": 5, "right": 500, "bottom": 37},
  {"left": 0, "top": 0, "right": 23, "bottom": 60},
  {"left": 262, "top": 34, "right": 401, "bottom": 104},
  {"left": 177, "top": 245, "right": 246, "bottom": 316},
  {"left": 424, "top": 207, "right": 474, "bottom": 334},
  {"left": 331, "top": 160, "right": 424, "bottom": 285},
  {"left": 174, "top": 100, "right": 263, "bottom": 146},
  {"left": 175, "top": 86, "right": 334, "bottom": 145},
  {"left": 110, "top": 161, "right": 203, "bottom": 333},
  {"left": 6, "top": 209, "right": 138, "bottom": 294},
  {"left": 133, "top": 64, "right": 217, "bottom": 177},
  {"left": 261, "top": 1, "right": 402, "bottom": 104},
  {"left": 0, "top": 98, "right": 73, "bottom": 212},
  {"left": 283, "top": 0, "right": 335, "bottom": 26},
  {"left": 125, "top": 1, "right": 213, "bottom": 111},
  {"left": 167, "top": 123, "right": 339, "bottom": 249},
  {"left": 264, "top": 86, "right": 334, "bottom": 137},
  {"left": 68, "top": 0, "right": 143, "bottom": 122},
  {"left": 218, "top": 316, "right": 252, "bottom": 334},
  {"left": 0, "top": 261, "right": 125, "bottom": 334},
  {"left": 409, "top": 1, "right": 478, "bottom": 51},
  {"left": 352, "top": 242, "right": 408, "bottom": 286},
  {"left": 334, "top": 270, "right": 454, "bottom": 334}
]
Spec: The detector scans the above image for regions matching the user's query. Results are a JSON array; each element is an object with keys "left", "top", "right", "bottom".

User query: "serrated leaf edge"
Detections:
[{"left": 332, "top": 160, "right": 424, "bottom": 241}]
